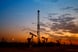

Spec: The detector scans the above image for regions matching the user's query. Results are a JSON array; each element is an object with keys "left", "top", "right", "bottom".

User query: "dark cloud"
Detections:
[
  {"left": 61, "top": 6, "right": 73, "bottom": 10},
  {"left": 49, "top": 18, "right": 59, "bottom": 22},
  {"left": 46, "top": 33, "right": 77, "bottom": 40},
  {"left": 49, "top": 34, "right": 60, "bottom": 38},
  {"left": 56, "top": 32, "right": 64, "bottom": 35},
  {"left": 48, "top": 13, "right": 58, "bottom": 16},
  {"left": 32, "top": 22, "right": 50, "bottom": 28},
  {"left": 73, "top": 8, "right": 78, "bottom": 13},
  {"left": 60, "top": 13, "right": 71, "bottom": 17},
  {"left": 51, "top": 21, "right": 78, "bottom": 33},
  {"left": 40, "top": 28, "right": 46, "bottom": 32},
  {"left": 58, "top": 15, "right": 75, "bottom": 22},
  {"left": 48, "top": 13, "right": 78, "bottom": 34},
  {"left": 46, "top": 33, "right": 67, "bottom": 39},
  {"left": 40, "top": 22, "right": 49, "bottom": 27},
  {"left": 61, "top": 6, "right": 78, "bottom": 13},
  {"left": 40, "top": 27, "right": 51, "bottom": 33},
  {"left": 48, "top": 13, "right": 58, "bottom": 17},
  {"left": 49, "top": 14, "right": 74, "bottom": 22}
]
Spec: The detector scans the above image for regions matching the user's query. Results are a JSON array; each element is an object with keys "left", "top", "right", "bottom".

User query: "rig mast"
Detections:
[{"left": 37, "top": 10, "right": 40, "bottom": 43}]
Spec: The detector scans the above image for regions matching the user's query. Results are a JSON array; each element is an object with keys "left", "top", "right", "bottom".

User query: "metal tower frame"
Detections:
[{"left": 37, "top": 10, "right": 40, "bottom": 43}]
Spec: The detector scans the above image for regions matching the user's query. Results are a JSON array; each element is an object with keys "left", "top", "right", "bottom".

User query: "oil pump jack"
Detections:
[
  {"left": 69, "top": 39, "right": 72, "bottom": 45},
  {"left": 42, "top": 37, "right": 48, "bottom": 43},
  {"left": 29, "top": 32, "right": 37, "bottom": 43},
  {"left": 27, "top": 32, "right": 37, "bottom": 47}
]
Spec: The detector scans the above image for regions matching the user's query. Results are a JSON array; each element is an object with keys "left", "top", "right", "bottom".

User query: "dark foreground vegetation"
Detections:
[{"left": 0, "top": 42, "right": 78, "bottom": 52}]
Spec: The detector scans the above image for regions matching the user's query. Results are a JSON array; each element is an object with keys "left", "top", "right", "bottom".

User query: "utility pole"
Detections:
[{"left": 37, "top": 10, "right": 40, "bottom": 43}]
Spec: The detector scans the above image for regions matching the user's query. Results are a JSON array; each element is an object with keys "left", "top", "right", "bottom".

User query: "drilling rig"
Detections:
[{"left": 37, "top": 10, "right": 40, "bottom": 43}]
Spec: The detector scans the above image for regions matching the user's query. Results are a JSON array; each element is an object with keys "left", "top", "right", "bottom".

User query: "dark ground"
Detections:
[
  {"left": 0, "top": 42, "right": 78, "bottom": 52},
  {"left": 0, "top": 47, "right": 78, "bottom": 52}
]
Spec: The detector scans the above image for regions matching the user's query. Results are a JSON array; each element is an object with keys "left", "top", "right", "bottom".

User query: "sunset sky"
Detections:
[{"left": 0, "top": 0, "right": 78, "bottom": 44}]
